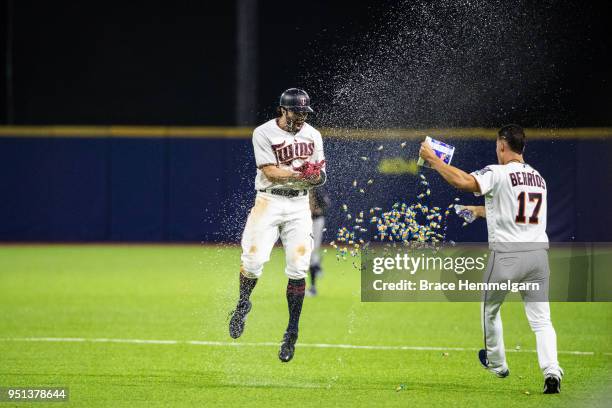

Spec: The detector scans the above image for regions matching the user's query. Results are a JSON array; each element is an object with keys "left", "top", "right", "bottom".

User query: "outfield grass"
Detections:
[{"left": 0, "top": 245, "right": 610, "bottom": 407}]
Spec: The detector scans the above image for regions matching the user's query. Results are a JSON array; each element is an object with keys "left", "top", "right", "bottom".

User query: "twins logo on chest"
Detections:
[{"left": 271, "top": 140, "right": 315, "bottom": 165}]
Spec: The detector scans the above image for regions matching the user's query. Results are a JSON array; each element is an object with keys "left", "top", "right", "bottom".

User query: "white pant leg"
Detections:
[
  {"left": 279, "top": 196, "right": 313, "bottom": 280},
  {"left": 309, "top": 216, "right": 325, "bottom": 268},
  {"left": 480, "top": 252, "right": 509, "bottom": 370},
  {"left": 240, "top": 194, "right": 281, "bottom": 278},
  {"left": 524, "top": 301, "right": 562, "bottom": 377},
  {"left": 481, "top": 300, "right": 508, "bottom": 370},
  {"left": 521, "top": 250, "right": 562, "bottom": 378}
]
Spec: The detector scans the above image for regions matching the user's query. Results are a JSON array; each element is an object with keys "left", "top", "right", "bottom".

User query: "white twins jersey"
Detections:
[
  {"left": 471, "top": 162, "right": 548, "bottom": 252},
  {"left": 252, "top": 119, "right": 325, "bottom": 191}
]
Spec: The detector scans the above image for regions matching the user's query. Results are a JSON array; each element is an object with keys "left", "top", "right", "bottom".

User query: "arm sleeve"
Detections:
[
  {"left": 470, "top": 166, "right": 498, "bottom": 197},
  {"left": 252, "top": 129, "right": 277, "bottom": 168},
  {"left": 311, "top": 132, "right": 327, "bottom": 186},
  {"left": 312, "top": 132, "right": 326, "bottom": 169}
]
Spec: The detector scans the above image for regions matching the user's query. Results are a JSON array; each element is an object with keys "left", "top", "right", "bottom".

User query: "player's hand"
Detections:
[
  {"left": 293, "top": 160, "right": 325, "bottom": 181},
  {"left": 465, "top": 205, "right": 485, "bottom": 218},
  {"left": 455, "top": 204, "right": 477, "bottom": 223},
  {"left": 419, "top": 141, "right": 439, "bottom": 164},
  {"left": 464, "top": 205, "right": 478, "bottom": 214}
]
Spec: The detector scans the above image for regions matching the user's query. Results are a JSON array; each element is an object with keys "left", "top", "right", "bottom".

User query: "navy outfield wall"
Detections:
[{"left": 0, "top": 128, "right": 610, "bottom": 242}]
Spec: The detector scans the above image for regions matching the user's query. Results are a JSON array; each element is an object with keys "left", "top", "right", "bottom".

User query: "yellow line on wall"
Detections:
[
  {"left": 0, "top": 126, "right": 611, "bottom": 139},
  {"left": 0, "top": 126, "right": 255, "bottom": 139}
]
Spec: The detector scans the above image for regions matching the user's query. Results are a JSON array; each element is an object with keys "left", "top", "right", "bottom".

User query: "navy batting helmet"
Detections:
[{"left": 279, "top": 88, "right": 314, "bottom": 113}]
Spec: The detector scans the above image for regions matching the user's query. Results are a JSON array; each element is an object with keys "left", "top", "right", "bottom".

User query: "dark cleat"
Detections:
[
  {"left": 278, "top": 331, "right": 298, "bottom": 362},
  {"left": 495, "top": 368, "right": 510, "bottom": 378},
  {"left": 478, "top": 349, "right": 489, "bottom": 368},
  {"left": 478, "top": 349, "right": 509, "bottom": 378},
  {"left": 228, "top": 300, "right": 252, "bottom": 339},
  {"left": 543, "top": 375, "right": 561, "bottom": 394}
]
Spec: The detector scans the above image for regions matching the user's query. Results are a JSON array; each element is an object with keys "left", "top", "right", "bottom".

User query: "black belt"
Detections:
[{"left": 259, "top": 189, "right": 308, "bottom": 197}]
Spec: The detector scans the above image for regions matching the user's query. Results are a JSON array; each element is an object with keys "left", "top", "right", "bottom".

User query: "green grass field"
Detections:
[{"left": 0, "top": 245, "right": 610, "bottom": 407}]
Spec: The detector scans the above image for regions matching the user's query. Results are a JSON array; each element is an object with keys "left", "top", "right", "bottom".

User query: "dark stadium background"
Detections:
[{"left": 0, "top": 0, "right": 610, "bottom": 243}]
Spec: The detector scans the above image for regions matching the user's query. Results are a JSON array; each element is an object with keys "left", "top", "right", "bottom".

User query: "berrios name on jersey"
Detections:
[
  {"left": 470, "top": 162, "right": 548, "bottom": 252},
  {"left": 252, "top": 119, "right": 326, "bottom": 191}
]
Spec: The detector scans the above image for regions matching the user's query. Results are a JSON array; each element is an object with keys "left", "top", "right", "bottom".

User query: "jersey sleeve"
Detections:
[
  {"left": 312, "top": 131, "right": 326, "bottom": 169},
  {"left": 308, "top": 130, "right": 327, "bottom": 186},
  {"left": 252, "top": 129, "right": 277, "bottom": 168},
  {"left": 470, "top": 165, "right": 499, "bottom": 196}
]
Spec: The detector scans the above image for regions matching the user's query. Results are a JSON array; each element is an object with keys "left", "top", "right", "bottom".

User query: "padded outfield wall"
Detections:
[{"left": 0, "top": 126, "right": 610, "bottom": 243}]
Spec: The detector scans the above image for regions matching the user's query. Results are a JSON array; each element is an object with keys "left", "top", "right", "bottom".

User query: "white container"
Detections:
[{"left": 417, "top": 136, "right": 456, "bottom": 168}]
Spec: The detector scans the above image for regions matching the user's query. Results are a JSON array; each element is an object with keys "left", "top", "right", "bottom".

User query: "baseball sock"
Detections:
[
  {"left": 239, "top": 272, "right": 257, "bottom": 303},
  {"left": 309, "top": 266, "right": 317, "bottom": 287},
  {"left": 286, "top": 278, "right": 306, "bottom": 333}
]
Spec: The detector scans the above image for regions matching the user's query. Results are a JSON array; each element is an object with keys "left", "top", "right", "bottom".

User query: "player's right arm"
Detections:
[
  {"left": 260, "top": 165, "right": 302, "bottom": 183},
  {"left": 253, "top": 128, "right": 300, "bottom": 183},
  {"left": 419, "top": 141, "right": 480, "bottom": 192}
]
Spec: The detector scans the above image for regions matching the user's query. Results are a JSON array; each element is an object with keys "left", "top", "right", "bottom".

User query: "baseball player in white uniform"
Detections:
[
  {"left": 229, "top": 88, "right": 326, "bottom": 363},
  {"left": 419, "top": 124, "right": 563, "bottom": 394}
]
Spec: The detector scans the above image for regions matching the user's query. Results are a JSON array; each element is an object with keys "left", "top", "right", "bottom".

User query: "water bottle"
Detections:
[{"left": 455, "top": 205, "right": 476, "bottom": 223}]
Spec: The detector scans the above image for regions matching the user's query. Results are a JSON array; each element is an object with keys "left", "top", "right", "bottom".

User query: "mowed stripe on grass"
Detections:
[{"left": 0, "top": 336, "right": 601, "bottom": 355}]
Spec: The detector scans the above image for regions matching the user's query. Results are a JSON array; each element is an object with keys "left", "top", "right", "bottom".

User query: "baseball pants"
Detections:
[
  {"left": 481, "top": 249, "right": 563, "bottom": 378},
  {"left": 240, "top": 191, "right": 313, "bottom": 280}
]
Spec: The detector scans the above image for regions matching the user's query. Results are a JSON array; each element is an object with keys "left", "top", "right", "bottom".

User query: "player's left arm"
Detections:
[
  {"left": 307, "top": 132, "right": 327, "bottom": 186},
  {"left": 465, "top": 205, "right": 486, "bottom": 218},
  {"left": 419, "top": 141, "right": 479, "bottom": 193},
  {"left": 306, "top": 169, "right": 326, "bottom": 186}
]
